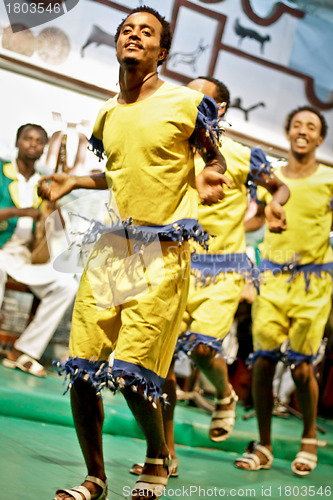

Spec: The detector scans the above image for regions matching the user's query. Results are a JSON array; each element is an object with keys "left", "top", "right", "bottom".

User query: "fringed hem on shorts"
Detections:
[
  {"left": 111, "top": 359, "right": 167, "bottom": 407},
  {"left": 53, "top": 357, "right": 110, "bottom": 397},
  {"left": 248, "top": 348, "right": 314, "bottom": 368},
  {"left": 247, "top": 349, "right": 281, "bottom": 367},
  {"left": 53, "top": 357, "right": 167, "bottom": 405},
  {"left": 176, "top": 332, "right": 223, "bottom": 356}
]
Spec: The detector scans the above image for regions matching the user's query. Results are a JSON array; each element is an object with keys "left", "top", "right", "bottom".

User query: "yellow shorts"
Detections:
[
  {"left": 69, "top": 233, "right": 190, "bottom": 384},
  {"left": 181, "top": 271, "right": 245, "bottom": 342},
  {"left": 252, "top": 271, "right": 332, "bottom": 356}
]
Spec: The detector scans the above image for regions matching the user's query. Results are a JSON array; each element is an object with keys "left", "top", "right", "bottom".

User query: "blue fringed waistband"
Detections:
[
  {"left": 69, "top": 211, "right": 210, "bottom": 253},
  {"left": 260, "top": 258, "right": 333, "bottom": 290},
  {"left": 191, "top": 252, "right": 255, "bottom": 286}
]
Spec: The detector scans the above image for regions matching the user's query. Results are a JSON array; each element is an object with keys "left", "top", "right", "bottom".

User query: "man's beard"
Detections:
[{"left": 122, "top": 56, "right": 140, "bottom": 67}]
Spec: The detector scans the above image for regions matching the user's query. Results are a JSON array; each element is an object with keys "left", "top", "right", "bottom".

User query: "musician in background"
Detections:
[{"left": 0, "top": 123, "right": 78, "bottom": 377}]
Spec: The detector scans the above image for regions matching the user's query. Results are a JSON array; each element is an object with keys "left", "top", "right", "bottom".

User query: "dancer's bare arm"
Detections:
[{"left": 38, "top": 172, "right": 108, "bottom": 201}]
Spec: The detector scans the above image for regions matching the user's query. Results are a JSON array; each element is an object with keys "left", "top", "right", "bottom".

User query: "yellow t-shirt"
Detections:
[
  {"left": 92, "top": 82, "right": 204, "bottom": 227},
  {"left": 258, "top": 164, "right": 333, "bottom": 264},
  {"left": 194, "top": 135, "right": 251, "bottom": 254}
]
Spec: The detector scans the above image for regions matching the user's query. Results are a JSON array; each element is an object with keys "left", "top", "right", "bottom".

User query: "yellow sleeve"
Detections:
[{"left": 256, "top": 185, "right": 272, "bottom": 204}]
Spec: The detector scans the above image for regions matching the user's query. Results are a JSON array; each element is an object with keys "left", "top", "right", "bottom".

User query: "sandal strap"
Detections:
[
  {"left": 85, "top": 476, "right": 107, "bottom": 489},
  {"left": 145, "top": 456, "right": 172, "bottom": 468},
  {"left": 254, "top": 443, "right": 274, "bottom": 463},
  {"left": 301, "top": 438, "right": 326, "bottom": 447},
  {"left": 56, "top": 486, "right": 91, "bottom": 500},
  {"left": 137, "top": 474, "right": 168, "bottom": 486},
  {"left": 134, "top": 480, "right": 166, "bottom": 499},
  {"left": 212, "top": 410, "right": 235, "bottom": 419},
  {"left": 210, "top": 419, "right": 234, "bottom": 432},
  {"left": 235, "top": 453, "right": 261, "bottom": 470},
  {"left": 216, "top": 388, "right": 239, "bottom": 405},
  {"left": 16, "top": 354, "right": 45, "bottom": 375},
  {"left": 294, "top": 451, "right": 317, "bottom": 467}
]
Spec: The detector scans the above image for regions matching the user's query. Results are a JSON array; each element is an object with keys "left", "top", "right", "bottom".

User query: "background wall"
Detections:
[{"left": 0, "top": 0, "right": 332, "bottom": 167}]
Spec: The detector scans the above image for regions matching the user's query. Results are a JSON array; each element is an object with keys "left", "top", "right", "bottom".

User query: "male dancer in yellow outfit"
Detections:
[
  {"left": 130, "top": 76, "right": 289, "bottom": 477},
  {"left": 235, "top": 106, "right": 333, "bottom": 476},
  {"left": 39, "top": 8, "right": 231, "bottom": 500}
]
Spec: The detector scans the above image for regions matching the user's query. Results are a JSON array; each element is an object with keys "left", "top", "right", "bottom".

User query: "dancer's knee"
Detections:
[
  {"left": 191, "top": 342, "right": 217, "bottom": 365},
  {"left": 291, "top": 361, "right": 313, "bottom": 386}
]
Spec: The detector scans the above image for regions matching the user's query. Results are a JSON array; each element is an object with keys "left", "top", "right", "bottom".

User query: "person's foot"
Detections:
[
  {"left": 234, "top": 442, "right": 273, "bottom": 470},
  {"left": 272, "top": 404, "right": 290, "bottom": 418},
  {"left": 209, "top": 385, "right": 238, "bottom": 441},
  {"left": 131, "top": 456, "right": 170, "bottom": 500},
  {"left": 293, "top": 438, "right": 317, "bottom": 474},
  {"left": 4, "top": 348, "right": 47, "bottom": 377},
  {"left": 55, "top": 477, "right": 107, "bottom": 500}
]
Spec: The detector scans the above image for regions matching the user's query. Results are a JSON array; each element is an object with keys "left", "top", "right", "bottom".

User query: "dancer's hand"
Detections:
[
  {"left": 38, "top": 173, "right": 76, "bottom": 201},
  {"left": 265, "top": 200, "right": 287, "bottom": 233},
  {"left": 196, "top": 167, "right": 232, "bottom": 205}
]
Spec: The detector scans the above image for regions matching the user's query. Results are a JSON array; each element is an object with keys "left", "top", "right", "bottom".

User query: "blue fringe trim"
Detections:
[
  {"left": 247, "top": 349, "right": 281, "bottom": 367},
  {"left": 190, "top": 96, "right": 221, "bottom": 149},
  {"left": 68, "top": 209, "right": 210, "bottom": 252},
  {"left": 248, "top": 341, "right": 325, "bottom": 368},
  {"left": 53, "top": 357, "right": 111, "bottom": 397},
  {"left": 283, "top": 349, "right": 313, "bottom": 368},
  {"left": 176, "top": 332, "right": 223, "bottom": 356},
  {"left": 88, "top": 135, "right": 105, "bottom": 161},
  {"left": 53, "top": 357, "right": 167, "bottom": 405},
  {"left": 246, "top": 148, "right": 272, "bottom": 201},
  {"left": 111, "top": 359, "right": 167, "bottom": 407},
  {"left": 260, "top": 258, "right": 333, "bottom": 291},
  {"left": 191, "top": 252, "right": 260, "bottom": 291}
]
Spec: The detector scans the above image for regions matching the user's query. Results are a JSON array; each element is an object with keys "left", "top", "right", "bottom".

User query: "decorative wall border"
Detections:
[
  {"left": 162, "top": 0, "right": 332, "bottom": 110},
  {"left": 162, "top": 0, "right": 227, "bottom": 83},
  {"left": 241, "top": 0, "right": 305, "bottom": 25},
  {"left": 1, "top": 0, "right": 332, "bottom": 110}
]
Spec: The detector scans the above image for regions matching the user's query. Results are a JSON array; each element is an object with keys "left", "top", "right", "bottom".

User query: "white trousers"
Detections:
[{"left": 0, "top": 264, "right": 78, "bottom": 360}]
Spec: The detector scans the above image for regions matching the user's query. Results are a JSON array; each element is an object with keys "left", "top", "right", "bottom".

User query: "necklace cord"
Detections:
[{"left": 120, "top": 71, "right": 159, "bottom": 92}]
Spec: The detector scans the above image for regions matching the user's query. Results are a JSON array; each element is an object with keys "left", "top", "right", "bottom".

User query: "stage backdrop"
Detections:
[{"left": 0, "top": 0, "right": 332, "bottom": 164}]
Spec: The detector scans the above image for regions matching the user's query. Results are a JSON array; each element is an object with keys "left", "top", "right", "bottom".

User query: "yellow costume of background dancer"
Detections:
[{"left": 253, "top": 163, "right": 333, "bottom": 359}]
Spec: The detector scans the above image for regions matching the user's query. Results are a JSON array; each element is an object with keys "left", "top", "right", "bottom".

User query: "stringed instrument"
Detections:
[{"left": 31, "top": 134, "right": 68, "bottom": 264}]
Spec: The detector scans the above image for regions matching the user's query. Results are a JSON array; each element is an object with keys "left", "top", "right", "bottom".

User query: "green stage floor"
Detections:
[{"left": 0, "top": 364, "right": 332, "bottom": 500}]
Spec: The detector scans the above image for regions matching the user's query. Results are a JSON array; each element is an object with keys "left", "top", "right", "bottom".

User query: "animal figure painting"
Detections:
[{"left": 234, "top": 18, "right": 271, "bottom": 54}]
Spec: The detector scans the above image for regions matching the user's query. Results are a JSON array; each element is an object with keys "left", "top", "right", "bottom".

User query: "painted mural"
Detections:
[{"left": 0, "top": 0, "right": 332, "bottom": 163}]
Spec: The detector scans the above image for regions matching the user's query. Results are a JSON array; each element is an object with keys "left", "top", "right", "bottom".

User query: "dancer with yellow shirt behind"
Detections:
[
  {"left": 130, "top": 76, "right": 289, "bottom": 479},
  {"left": 38, "top": 8, "right": 231, "bottom": 500},
  {"left": 235, "top": 106, "right": 333, "bottom": 476}
]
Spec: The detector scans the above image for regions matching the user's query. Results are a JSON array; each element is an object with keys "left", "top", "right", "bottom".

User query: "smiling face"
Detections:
[
  {"left": 287, "top": 110, "right": 324, "bottom": 156},
  {"left": 116, "top": 11, "right": 166, "bottom": 70}
]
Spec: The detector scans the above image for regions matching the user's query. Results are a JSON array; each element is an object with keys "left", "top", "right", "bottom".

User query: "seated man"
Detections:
[{"left": 0, "top": 123, "right": 78, "bottom": 377}]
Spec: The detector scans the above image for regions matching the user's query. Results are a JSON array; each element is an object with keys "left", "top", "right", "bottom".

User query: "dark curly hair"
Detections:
[
  {"left": 197, "top": 76, "right": 230, "bottom": 112},
  {"left": 284, "top": 106, "right": 328, "bottom": 139},
  {"left": 114, "top": 6, "right": 172, "bottom": 66},
  {"left": 16, "top": 123, "right": 48, "bottom": 144}
]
